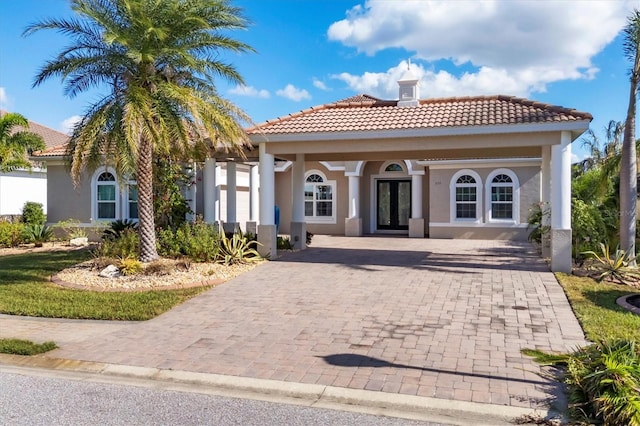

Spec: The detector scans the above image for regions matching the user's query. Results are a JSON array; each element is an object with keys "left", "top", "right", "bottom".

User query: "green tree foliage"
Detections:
[
  {"left": 25, "top": 0, "right": 254, "bottom": 262},
  {"left": 0, "top": 112, "right": 45, "bottom": 172}
]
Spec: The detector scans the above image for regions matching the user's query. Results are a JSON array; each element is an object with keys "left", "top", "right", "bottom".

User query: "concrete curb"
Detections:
[{"left": 0, "top": 354, "right": 553, "bottom": 426}]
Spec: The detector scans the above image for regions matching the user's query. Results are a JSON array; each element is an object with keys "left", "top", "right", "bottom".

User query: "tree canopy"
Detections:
[{"left": 25, "top": 0, "right": 254, "bottom": 261}]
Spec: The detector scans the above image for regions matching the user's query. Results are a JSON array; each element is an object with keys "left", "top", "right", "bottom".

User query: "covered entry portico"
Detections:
[
  {"left": 249, "top": 126, "right": 585, "bottom": 273},
  {"left": 235, "top": 79, "right": 591, "bottom": 273}
]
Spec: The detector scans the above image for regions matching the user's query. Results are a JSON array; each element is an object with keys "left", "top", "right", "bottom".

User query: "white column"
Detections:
[
  {"left": 411, "top": 174, "right": 423, "bottom": 219},
  {"left": 550, "top": 131, "right": 572, "bottom": 273},
  {"left": 259, "top": 144, "right": 274, "bottom": 225},
  {"left": 292, "top": 154, "right": 305, "bottom": 222},
  {"left": 249, "top": 165, "right": 259, "bottom": 222},
  {"left": 551, "top": 133, "right": 571, "bottom": 229},
  {"left": 348, "top": 175, "right": 360, "bottom": 218},
  {"left": 203, "top": 158, "right": 217, "bottom": 224},
  {"left": 258, "top": 143, "right": 277, "bottom": 257},
  {"left": 540, "top": 146, "right": 551, "bottom": 257},
  {"left": 226, "top": 161, "right": 237, "bottom": 225}
]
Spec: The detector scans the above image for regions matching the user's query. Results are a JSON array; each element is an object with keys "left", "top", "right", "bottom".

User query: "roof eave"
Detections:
[{"left": 248, "top": 120, "right": 592, "bottom": 144}]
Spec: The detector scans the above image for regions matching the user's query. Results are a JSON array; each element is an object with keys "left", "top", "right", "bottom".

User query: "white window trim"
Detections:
[
  {"left": 304, "top": 169, "right": 337, "bottom": 224},
  {"left": 91, "top": 167, "right": 120, "bottom": 223},
  {"left": 485, "top": 168, "right": 520, "bottom": 224},
  {"left": 449, "top": 169, "right": 483, "bottom": 224},
  {"left": 122, "top": 178, "right": 139, "bottom": 222}
]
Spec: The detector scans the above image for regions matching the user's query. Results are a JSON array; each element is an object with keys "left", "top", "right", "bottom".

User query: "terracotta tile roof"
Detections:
[
  {"left": 247, "top": 95, "right": 592, "bottom": 135},
  {"left": 1, "top": 110, "right": 69, "bottom": 150}
]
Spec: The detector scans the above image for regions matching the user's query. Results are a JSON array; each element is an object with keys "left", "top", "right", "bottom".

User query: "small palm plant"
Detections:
[
  {"left": 582, "top": 243, "right": 640, "bottom": 285},
  {"left": 23, "top": 224, "right": 53, "bottom": 247}
]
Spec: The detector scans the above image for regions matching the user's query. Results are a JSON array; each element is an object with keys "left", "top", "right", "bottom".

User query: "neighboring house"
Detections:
[
  {"left": 33, "top": 71, "right": 592, "bottom": 273},
  {"left": 0, "top": 110, "right": 68, "bottom": 217}
]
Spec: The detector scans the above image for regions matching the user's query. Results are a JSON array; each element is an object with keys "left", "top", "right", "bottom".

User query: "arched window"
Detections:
[
  {"left": 91, "top": 168, "right": 138, "bottom": 222},
  {"left": 385, "top": 163, "right": 403, "bottom": 172},
  {"left": 95, "top": 171, "right": 117, "bottom": 220},
  {"left": 486, "top": 169, "right": 519, "bottom": 223},
  {"left": 304, "top": 170, "right": 336, "bottom": 223},
  {"left": 450, "top": 169, "right": 482, "bottom": 223}
]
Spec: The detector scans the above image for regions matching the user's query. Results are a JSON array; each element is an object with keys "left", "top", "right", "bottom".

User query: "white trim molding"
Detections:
[
  {"left": 304, "top": 169, "right": 337, "bottom": 224},
  {"left": 449, "top": 169, "right": 483, "bottom": 224},
  {"left": 485, "top": 168, "right": 520, "bottom": 225}
]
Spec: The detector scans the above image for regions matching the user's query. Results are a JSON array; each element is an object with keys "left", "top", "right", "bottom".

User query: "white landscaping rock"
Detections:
[
  {"left": 69, "top": 237, "right": 89, "bottom": 247},
  {"left": 99, "top": 264, "right": 121, "bottom": 278}
]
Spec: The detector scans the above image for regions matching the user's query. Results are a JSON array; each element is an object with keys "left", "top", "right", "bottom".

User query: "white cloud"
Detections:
[
  {"left": 0, "top": 87, "right": 10, "bottom": 109},
  {"left": 60, "top": 115, "right": 82, "bottom": 135},
  {"left": 276, "top": 84, "right": 311, "bottom": 102},
  {"left": 229, "top": 85, "right": 270, "bottom": 98},
  {"left": 328, "top": 0, "right": 631, "bottom": 96},
  {"left": 312, "top": 79, "right": 330, "bottom": 91}
]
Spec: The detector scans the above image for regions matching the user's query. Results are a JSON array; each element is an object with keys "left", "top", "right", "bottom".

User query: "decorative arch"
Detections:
[
  {"left": 449, "top": 169, "right": 482, "bottom": 223},
  {"left": 379, "top": 160, "right": 408, "bottom": 174},
  {"left": 485, "top": 168, "right": 520, "bottom": 224}
]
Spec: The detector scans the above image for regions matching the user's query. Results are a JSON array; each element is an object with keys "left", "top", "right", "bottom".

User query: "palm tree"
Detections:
[
  {"left": 0, "top": 112, "right": 45, "bottom": 173},
  {"left": 620, "top": 9, "right": 640, "bottom": 260},
  {"left": 25, "top": 0, "right": 254, "bottom": 262}
]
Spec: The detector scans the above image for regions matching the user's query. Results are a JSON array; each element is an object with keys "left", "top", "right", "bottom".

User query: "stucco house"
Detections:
[
  {"left": 0, "top": 110, "right": 68, "bottom": 217},
  {"left": 33, "top": 73, "right": 591, "bottom": 273}
]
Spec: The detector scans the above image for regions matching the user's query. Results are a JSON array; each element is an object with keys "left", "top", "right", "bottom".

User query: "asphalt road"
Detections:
[{"left": 0, "top": 370, "right": 448, "bottom": 426}]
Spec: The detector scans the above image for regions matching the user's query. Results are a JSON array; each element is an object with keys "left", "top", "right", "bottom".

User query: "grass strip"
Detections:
[{"left": 0, "top": 338, "right": 57, "bottom": 355}]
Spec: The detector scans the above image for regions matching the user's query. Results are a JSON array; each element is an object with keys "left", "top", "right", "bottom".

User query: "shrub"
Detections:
[
  {"left": 277, "top": 236, "right": 292, "bottom": 250},
  {"left": 95, "top": 228, "right": 139, "bottom": 259},
  {"left": 23, "top": 224, "right": 53, "bottom": 247},
  {"left": 219, "top": 232, "right": 262, "bottom": 265},
  {"left": 157, "top": 222, "right": 221, "bottom": 262},
  {"left": 0, "top": 221, "right": 26, "bottom": 247},
  {"left": 118, "top": 257, "right": 143, "bottom": 276},
  {"left": 103, "top": 219, "right": 138, "bottom": 241},
  {"left": 525, "top": 340, "right": 640, "bottom": 426},
  {"left": 572, "top": 198, "right": 608, "bottom": 259},
  {"left": 55, "top": 218, "right": 87, "bottom": 239},
  {"left": 527, "top": 202, "right": 549, "bottom": 246},
  {"left": 21, "top": 201, "right": 46, "bottom": 226}
]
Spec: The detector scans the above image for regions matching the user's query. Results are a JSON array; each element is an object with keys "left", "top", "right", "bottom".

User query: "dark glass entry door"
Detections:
[{"left": 377, "top": 180, "right": 411, "bottom": 230}]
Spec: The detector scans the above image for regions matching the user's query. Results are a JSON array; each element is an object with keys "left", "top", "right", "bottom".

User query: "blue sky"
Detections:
[{"left": 0, "top": 0, "right": 638, "bottom": 161}]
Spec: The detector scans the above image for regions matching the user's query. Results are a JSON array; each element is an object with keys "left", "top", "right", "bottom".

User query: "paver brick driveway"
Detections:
[{"left": 50, "top": 236, "right": 587, "bottom": 409}]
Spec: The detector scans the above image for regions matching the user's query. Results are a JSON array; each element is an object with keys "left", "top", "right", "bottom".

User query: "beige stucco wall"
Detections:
[
  {"left": 275, "top": 161, "right": 348, "bottom": 235},
  {"left": 46, "top": 164, "right": 91, "bottom": 224},
  {"left": 428, "top": 164, "right": 540, "bottom": 240}
]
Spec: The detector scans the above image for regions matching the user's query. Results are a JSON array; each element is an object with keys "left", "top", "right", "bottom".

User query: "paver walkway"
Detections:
[{"left": 1, "top": 236, "right": 587, "bottom": 409}]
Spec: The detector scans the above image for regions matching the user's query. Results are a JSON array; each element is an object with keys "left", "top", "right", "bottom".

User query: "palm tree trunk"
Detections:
[
  {"left": 137, "top": 135, "right": 159, "bottom": 262},
  {"left": 620, "top": 78, "right": 637, "bottom": 259}
]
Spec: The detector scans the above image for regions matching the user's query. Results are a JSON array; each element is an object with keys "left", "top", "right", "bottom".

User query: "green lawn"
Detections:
[
  {"left": 0, "top": 250, "right": 211, "bottom": 320},
  {"left": 556, "top": 273, "right": 640, "bottom": 342}
]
